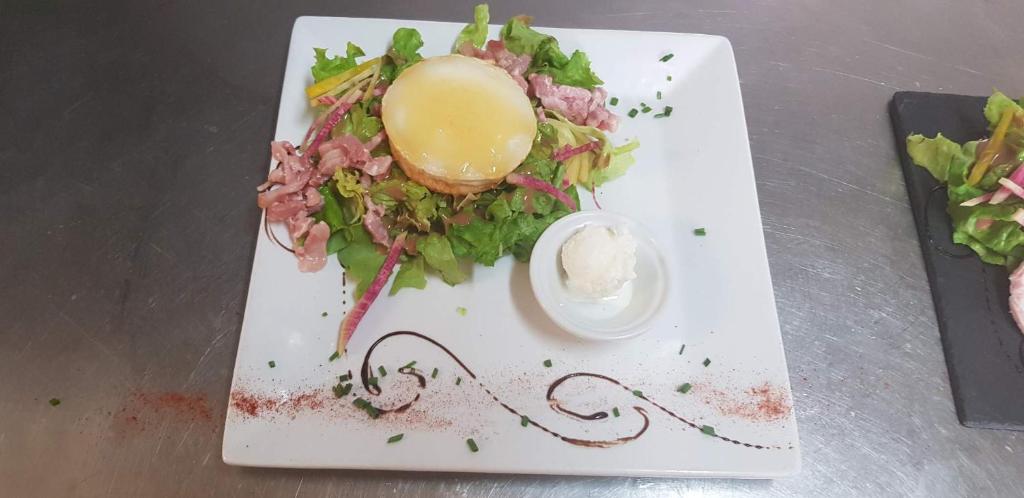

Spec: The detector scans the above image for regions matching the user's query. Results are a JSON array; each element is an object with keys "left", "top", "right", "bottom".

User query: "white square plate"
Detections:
[{"left": 224, "top": 15, "right": 800, "bottom": 478}]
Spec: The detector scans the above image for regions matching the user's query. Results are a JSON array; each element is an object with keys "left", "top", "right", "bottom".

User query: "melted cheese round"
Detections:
[{"left": 382, "top": 55, "right": 537, "bottom": 186}]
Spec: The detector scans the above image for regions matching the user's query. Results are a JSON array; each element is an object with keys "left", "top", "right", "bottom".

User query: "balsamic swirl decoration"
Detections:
[{"left": 359, "top": 331, "right": 788, "bottom": 450}]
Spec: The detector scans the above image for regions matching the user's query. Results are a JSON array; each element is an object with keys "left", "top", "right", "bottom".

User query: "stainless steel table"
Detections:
[{"left": 2, "top": 1, "right": 1022, "bottom": 496}]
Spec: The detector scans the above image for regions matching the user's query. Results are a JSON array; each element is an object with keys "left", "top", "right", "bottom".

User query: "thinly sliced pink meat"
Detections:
[
  {"left": 506, "top": 173, "right": 577, "bottom": 212},
  {"left": 459, "top": 40, "right": 531, "bottom": 92},
  {"left": 529, "top": 74, "right": 618, "bottom": 132},
  {"left": 337, "top": 233, "right": 407, "bottom": 353},
  {"left": 295, "top": 222, "right": 330, "bottom": 272},
  {"left": 362, "top": 194, "right": 390, "bottom": 246},
  {"left": 1010, "top": 263, "right": 1024, "bottom": 335}
]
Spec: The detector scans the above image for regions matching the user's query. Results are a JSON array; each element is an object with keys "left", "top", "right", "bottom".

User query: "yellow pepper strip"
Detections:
[
  {"left": 361, "top": 61, "right": 382, "bottom": 103},
  {"left": 305, "top": 57, "right": 381, "bottom": 100},
  {"left": 968, "top": 108, "right": 1015, "bottom": 185},
  {"left": 307, "top": 71, "right": 373, "bottom": 107}
]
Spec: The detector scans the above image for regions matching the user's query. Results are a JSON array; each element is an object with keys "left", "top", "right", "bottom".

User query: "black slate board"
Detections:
[{"left": 890, "top": 91, "right": 1024, "bottom": 431}]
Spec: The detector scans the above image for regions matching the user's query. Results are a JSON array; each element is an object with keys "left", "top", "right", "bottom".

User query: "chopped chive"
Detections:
[
  {"left": 49, "top": 398, "right": 61, "bottom": 407},
  {"left": 321, "top": 311, "right": 328, "bottom": 317},
  {"left": 656, "top": 91, "right": 662, "bottom": 100},
  {"left": 456, "top": 306, "right": 468, "bottom": 316},
  {"left": 268, "top": 361, "right": 276, "bottom": 368},
  {"left": 353, "top": 398, "right": 380, "bottom": 419},
  {"left": 677, "top": 383, "right": 693, "bottom": 394},
  {"left": 387, "top": 433, "right": 404, "bottom": 444},
  {"left": 543, "top": 359, "right": 553, "bottom": 368},
  {"left": 431, "top": 367, "right": 439, "bottom": 379},
  {"left": 368, "top": 376, "right": 379, "bottom": 387},
  {"left": 653, "top": 112, "right": 667, "bottom": 118},
  {"left": 700, "top": 425, "right": 716, "bottom": 436},
  {"left": 456, "top": 377, "right": 462, "bottom": 386},
  {"left": 378, "top": 365, "right": 387, "bottom": 377},
  {"left": 694, "top": 228, "right": 707, "bottom": 236},
  {"left": 339, "top": 373, "right": 352, "bottom": 382},
  {"left": 520, "top": 415, "right": 530, "bottom": 427},
  {"left": 402, "top": 360, "right": 417, "bottom": 369},
  {"left": 663, "top": 105, "right": 673, "bottom": 116},
  {"left": 609, "top": 97, "right": 619, "bottom": 106},
  {"left": 702, "top": 358, "right": 711, "bottom": 367},
  {"left": 667, "top": 75, "right": 673, "bottom": 81},
  {"left": 612, "top": 407, "right": 620, "bottom": 417},
  {"left": 332, "top": 382, "right": 352, "bottom": 398},
  {"left": 328, "top": 351, "right": 340, "bottom": 362},
  {"left": 632, "top": 390, "right": 643, "bottom": 397},
  {"left": 627, "top": 108, "right": 638, "bottom": 118},
  {"left": 466, "top": 438, "right": 479, "bottom": 452},
  {"left": 660, "top": 53, "right": 674, "bottom": 62},
  {"left": 678, "top": 344, "right": 686, "bottom": 355},
  {"left": 641, "top": 106, "right": 653, "bottom": 114}
]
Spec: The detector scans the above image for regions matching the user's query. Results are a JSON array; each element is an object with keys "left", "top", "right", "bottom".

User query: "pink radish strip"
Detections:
[
  {"left": 317, "top": 95, "right": 339, "bottom": 106},
  {"left": 998, "top": 177, "right": 1024, "bottom": 200},
  {"left": 337, "top": 232, "right": 407, "bottom": 354},
  {"left": 552, "top": 141, "right": 600, "bottom": 162},
  {"left": 961, "top": 192, "right": 994, "bottom": 207},
  {"left": 506, "top": 173, "right": 577, "bottom": 212},
  {"left": 976, "top": 218, "right": 995, "bottom": 230},
  {"left": 305, "top": 102, "right": 353, "bottom": 163},
  {"left": 590, "top": 180, "right": 602, "bottom": 210}
]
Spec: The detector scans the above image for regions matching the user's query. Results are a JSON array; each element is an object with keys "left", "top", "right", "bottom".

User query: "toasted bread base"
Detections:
[{"left": 391, "top": 144, "right": 506, "bottom": 195}]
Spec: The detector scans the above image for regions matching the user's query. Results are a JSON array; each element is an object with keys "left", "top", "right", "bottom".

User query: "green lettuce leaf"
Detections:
[
  {"left": 454, "top": 4, "right": 490, "bottom": 51},
  {"left": 949, "top": 203, "right": 1024, "bottom": 267},
  {"left": 316, "top": 184, "right": 346, "bottom": 232},
  {"left": 906, "top": 133, "right": 971, "bottom": 184},
  {"left": 382, "top": 28, "right": 424, "bottom": 81},
  {"left": 983, "top": 91, "right": 1024, "bottom": 128},
  {"left": 533, "top": 41, "right": 602, "bottom": 89},
  {"left": 500, "top": 16, "right": 602, "bottom": 89},
  {"left": 311, "top": 42, "right": 366, "bottom": 83},
  {"left": 326, "top": 231, "right": 349, "bottom": 255},
  {"left": 338, "top": 227, "right": 385, "bottom": 299},
  {"left": 448, "top": 186, "right": 577, "bottom": 264},
  {"left": 333, "top": 169, "right": 366, "bottom": 223},
  {"left": 390, "top": 255, "right": 427, "bottom": 295},
  {"left": 339, "top": 102, "right": 383, "bottom": 142},
  {"left": 591, "top": 140, "right": 640, "bottom": 187},
  {"left": 417, "top": 233, "right": 467, "bottom": 285},
  {"left": 499, "top": 16, "right": 549, "bottom": 55}
]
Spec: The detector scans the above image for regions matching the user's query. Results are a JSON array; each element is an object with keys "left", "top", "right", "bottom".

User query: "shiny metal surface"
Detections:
[{"left": 2, "top": 0, "right": 1023, "bottom": 496}]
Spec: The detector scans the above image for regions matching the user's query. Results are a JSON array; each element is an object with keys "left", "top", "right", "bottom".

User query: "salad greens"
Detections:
[
  {"left": 907, "top": 91, "right": 1024, "bottom": 267},
  {"left": 500, "top": 15, "right": 603, "bottom": 89},
  {"left": 311, "top": 42, "right": 366, "bottom": 83},
  {"left": 299, "top": 4, "right": 634, "bottom": 302},
  {"left": 276, "top": 4, "right": 643, "bottom": 351},
  {"left": 453, "top": 3, "right": 490, "bottom": 51}
]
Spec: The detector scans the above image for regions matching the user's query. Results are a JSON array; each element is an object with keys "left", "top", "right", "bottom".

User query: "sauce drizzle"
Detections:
[{"left": 358, "top": 331, "right": 787, "bottom": 450}]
